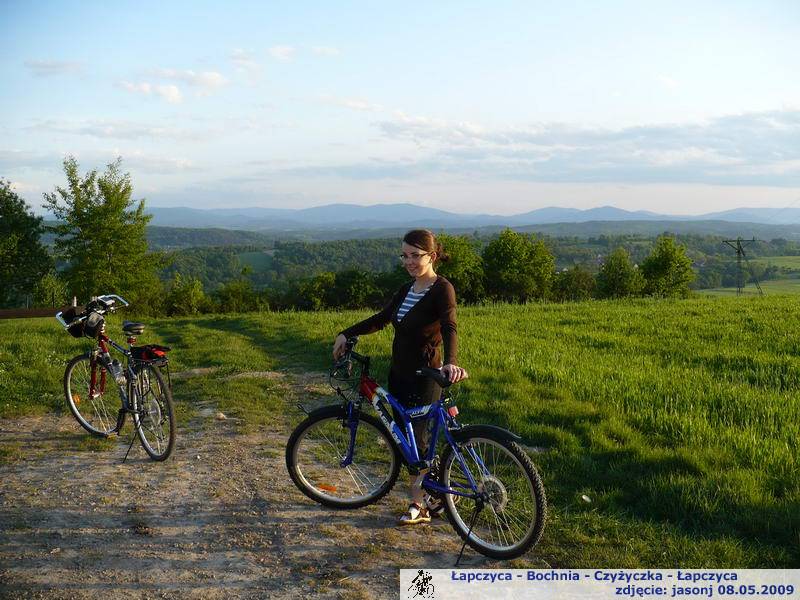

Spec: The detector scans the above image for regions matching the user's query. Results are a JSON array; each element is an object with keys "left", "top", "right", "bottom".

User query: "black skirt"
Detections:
[{"left": 388, "top": 369, "right": 441, "bottom": 462}]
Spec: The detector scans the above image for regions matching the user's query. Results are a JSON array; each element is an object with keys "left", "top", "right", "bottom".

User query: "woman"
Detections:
[{"left": 333, "top": 229, "right": 468, "bottom": 525}]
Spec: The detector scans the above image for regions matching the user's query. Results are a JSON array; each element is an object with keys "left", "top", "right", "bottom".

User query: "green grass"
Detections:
[
  {"left": 1, "top": 296, "right": 798, "bottom": 566},
  {"left": 702, "top": 278, "right": 800, "bottom": 295},
  {"left": 751, "top": 255, "right": 800, "bottom": 269},
  {"left": 237, "top": 250, "right": 274, "bottom": 271}
]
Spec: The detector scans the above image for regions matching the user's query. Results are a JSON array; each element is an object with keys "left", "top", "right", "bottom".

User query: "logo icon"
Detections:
[{"left": 408, "top": 569, "right": 435, "bottom": 599}]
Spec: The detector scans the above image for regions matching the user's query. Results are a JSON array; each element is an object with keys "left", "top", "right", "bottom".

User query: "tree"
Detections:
[
  {"left": 330, "top": 269, "right": 381, "bottom": 309},
  {"left": 294, "top": 272, "right": 336, "bottom": 311},
  {"left": 214, "top": 278, "right": 262, "bottom": 313},
  {"left": 596, "top": 247, "right": 645, "bottom": 299},
  {"left": 43, "top": 156, "right": 165, "bottom": 308},
  {"left": 164, "top": 273, "right": 210, "bottom": 315},
  {"left": 436, "top": 234, "right": 485, "bottom": 303},
  {"left": 32, "top": 271, "right": 68, "bottom": 308},
  {"left": 640, "top": 236, "right": 696, "bottom": 298},
  {"left": 0, "top": 180, "right": 52, "bottom": 307},
  {"left": 482, "top": 229, "right": 554, "bottom": 302},
  {"left": 553, "top": 265, "right": 596, "bottom": 302}
]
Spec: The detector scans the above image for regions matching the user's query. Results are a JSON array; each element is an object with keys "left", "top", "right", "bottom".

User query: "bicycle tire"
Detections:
[
  {"left": 440, "top": 432, "right": 546, "bottom": 559},
  {"left": 63, "top": 353, "right": 120, "bottom": 437},
  {"left": 286, "top": 405, "right": 401, "bottom": 509},
  {"left": 131, "top": 363, "right": 175, "bottom": 461}
]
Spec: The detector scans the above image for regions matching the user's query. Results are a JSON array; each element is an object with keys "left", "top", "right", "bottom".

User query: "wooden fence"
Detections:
[{"left": 0, "top": 306, "right": 73, "bottom": 320}]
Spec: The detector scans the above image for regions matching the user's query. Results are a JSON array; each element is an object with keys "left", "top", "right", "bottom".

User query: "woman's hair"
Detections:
[{"left": 403, "top": 229, "right": 450, "bottom": 263}]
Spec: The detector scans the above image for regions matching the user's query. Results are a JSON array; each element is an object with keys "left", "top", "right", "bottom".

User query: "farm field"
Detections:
[
  {"left": 751, "top": 255, "right": 800, "bottom": 269},
  {"left": 702, "top": 277, "right": 800, "bottom": 295},
  {"left": 237, "top": 249, "right": 274, "bottom": 271},
  {"left": 1, "top": 295, "right": 798, "bottom": 592}
]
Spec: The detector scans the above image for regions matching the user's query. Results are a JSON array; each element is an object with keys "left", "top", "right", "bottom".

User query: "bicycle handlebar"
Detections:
[
  {"left": 55, "top": 294, "right": 130, "bottom": 331},
  {"left": 332, "top": 336, "right": 456, "bottom": 389}
]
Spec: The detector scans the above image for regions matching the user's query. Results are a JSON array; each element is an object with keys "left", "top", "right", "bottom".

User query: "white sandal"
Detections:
[{"left": 398, "top": 502, "right": 431, "bottom": 525}]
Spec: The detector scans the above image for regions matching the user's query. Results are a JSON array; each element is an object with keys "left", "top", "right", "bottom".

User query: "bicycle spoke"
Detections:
[
  {"left": 344, "top": 465, "right": 367, "bottom": 495},
  {"left": 290, "top": 415, "right": 397, "bottom": 506},
  {"left": 444, "top": 437, "right": 543, "bottom": 557}
]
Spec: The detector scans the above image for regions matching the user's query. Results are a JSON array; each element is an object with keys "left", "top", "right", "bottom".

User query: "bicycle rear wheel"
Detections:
[
  {"left": 64, "top": 353, "right": 120, "bottom": 436},
  {"left": 286, "top": 405, "right": 401, "bottom": 509},
  {"left": 131, "top": 364, "right": 175, "bottom": 461},
  {"left": 440, "top": 433, "right": 546, "bottom": 559}
]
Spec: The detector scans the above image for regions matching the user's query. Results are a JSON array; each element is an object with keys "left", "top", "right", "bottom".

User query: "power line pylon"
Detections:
[{"left": 722, "top": 237, "right": 764, "bottom": 296}]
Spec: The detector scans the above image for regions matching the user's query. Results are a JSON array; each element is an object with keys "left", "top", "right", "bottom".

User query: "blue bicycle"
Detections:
[{"left": 285, "top": 337, "right": 546, "bottom": 560}]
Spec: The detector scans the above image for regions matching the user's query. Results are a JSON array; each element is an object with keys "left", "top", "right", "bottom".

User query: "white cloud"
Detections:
[
  {"left": 120, "top": 81, "right": 183, "bottom": 104},
  {"left": 311, "top": 46, "right": 340, "bottom": 56},
  {"left": 156, "top": 84, "right": 183, "bottom": 104},
  {"left": 230, "top": 48, "right": 260, "bottom": 72},
  {"left": 25, "top": 118, "right": 209, "bottom": 141},
  {"left": 269, "top": 45, "right": 295, "bottom": 61},
  {"left": 151, "top": 68, "right": 228, "bottom": 95},
  {"left": 308, "top": 109, "right": 800, "bottom": 186},
  {"left": 24, "top": 59, "right": 82, "bottom": 77},
  {"left": 116, "top": 150, "right": 199, "bottom": 174}
]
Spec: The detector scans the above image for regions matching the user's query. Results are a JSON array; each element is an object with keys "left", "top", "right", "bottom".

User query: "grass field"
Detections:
[
  {"left": 1, "top": 295, "right": 798, "bottom": 567},
  {"left": 237, "top": 250, "right": 274, "bottom": 271},
  {"left": 751, "top": 255, "right": 800, "bottom": 269},
  {"left": 702, "top": 277, "right": 800, "bottom": 295}
]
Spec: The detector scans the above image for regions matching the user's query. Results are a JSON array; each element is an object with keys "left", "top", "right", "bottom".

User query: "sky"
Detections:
[{"left": 1, "top": 0, "right": 799, "bottom": 216}]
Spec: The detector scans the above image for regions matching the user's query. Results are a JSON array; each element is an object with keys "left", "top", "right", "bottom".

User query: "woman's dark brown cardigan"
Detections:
[{"left": 339, "top": 276, "right": 458, "bottom": 381}]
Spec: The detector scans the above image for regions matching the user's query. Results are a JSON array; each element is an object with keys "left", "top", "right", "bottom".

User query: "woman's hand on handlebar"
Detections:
[
  {"left": 332, "top": 334, "right": 348, "bottom": 360},
  {"left": 442, "top": 364, "right": 468, "bottom": 384}
]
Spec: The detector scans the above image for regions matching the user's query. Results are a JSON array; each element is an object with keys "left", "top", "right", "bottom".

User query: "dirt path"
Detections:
[{"left": 0, "top": 370, "right": 542, "bottom": 599}]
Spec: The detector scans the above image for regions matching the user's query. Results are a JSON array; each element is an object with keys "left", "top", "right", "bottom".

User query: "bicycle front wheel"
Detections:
[
  {"left": 286, "top": 405, "right": 401, "bottom": 509},
  {"left": 131, "top": 364, "right": 175, "bottom": 461},
  {"left": 64, "top": 353, "right": 120, "bottom": 436},
  {"left": 440, "top": 432, "right": 546, "bottom": 559}
]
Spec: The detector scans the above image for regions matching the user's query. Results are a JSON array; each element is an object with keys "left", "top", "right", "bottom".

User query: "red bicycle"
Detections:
[{"left": 56, "top": 294, "right": 175, "bottom": 461}]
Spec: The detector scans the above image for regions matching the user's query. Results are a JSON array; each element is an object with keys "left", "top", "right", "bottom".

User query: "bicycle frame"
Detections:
[
  {"left": 91, "top": 332, "right": 135, "bottom": 404},
  {"left": 337, "top": 358, "right": 489, "bottom": 501}
]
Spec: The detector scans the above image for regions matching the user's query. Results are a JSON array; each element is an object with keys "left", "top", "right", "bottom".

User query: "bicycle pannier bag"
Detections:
[
  {"left": 60, "top": 306, "right": 86, "bottom": 338},
  {"left": 83, "top": 311, "right": 105, "bottom": 339},
  {"left": 130, "top": 344, "right": 170, "bottom": 366}
]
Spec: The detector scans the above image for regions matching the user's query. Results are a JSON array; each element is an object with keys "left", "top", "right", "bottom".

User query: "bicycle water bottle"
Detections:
[{"left": 109, "top": 359, "right": 126, "bottom": 386}]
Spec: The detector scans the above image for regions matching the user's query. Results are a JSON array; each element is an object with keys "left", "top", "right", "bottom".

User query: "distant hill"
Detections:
[
  {"left": 144, "top": 204, "right": 800, "bottom": 230},
  {"left": 147, "top": 226, "right": 274, "bottom": 249},
  {"left": 139, "top": 220, "right": 800, "bottom": 249}
]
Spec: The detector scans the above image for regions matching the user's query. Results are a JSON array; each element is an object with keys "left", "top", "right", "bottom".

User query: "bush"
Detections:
[
  {"left": 596, "top": 248, "right": 645, "bottom": 299},
  {"left": 164, "top": 273, "right": 211, "bottom": 316},
  {"left": 483, "top": 229, "right": 554, "bottom": 302}
]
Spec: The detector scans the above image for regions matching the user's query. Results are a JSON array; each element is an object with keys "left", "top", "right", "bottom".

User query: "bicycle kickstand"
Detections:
[
  {"left": 122, "top": 426, "right": 138, "bottom": 463},
  {"left": 455, "top": 498, "right": 485, "bottom": 567}
]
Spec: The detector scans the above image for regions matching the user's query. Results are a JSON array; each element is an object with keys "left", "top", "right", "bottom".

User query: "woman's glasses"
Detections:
[{"left": 399, "top": 252, "right": 430, "bottom": 262}]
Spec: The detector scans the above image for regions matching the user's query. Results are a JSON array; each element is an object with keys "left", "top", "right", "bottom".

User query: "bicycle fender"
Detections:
[
  {"left": 304, "top": 404, "right": 347, "bottom": 420},
  {"left": 451, "top": 424, "right": 522, "bottom": 444}
]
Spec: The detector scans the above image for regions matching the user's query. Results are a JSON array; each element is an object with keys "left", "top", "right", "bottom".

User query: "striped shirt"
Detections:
[{"left": 396, "top": 284, "right": 433, "bottom": 321}]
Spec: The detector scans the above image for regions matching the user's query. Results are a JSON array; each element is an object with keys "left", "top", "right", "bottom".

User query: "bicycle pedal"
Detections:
[{"left": 424, "top": 493, "right": 444, "bottom": 516}]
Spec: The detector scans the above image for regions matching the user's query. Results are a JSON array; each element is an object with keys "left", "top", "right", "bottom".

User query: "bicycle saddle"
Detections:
[
  {"left": 416, "top": 367, "right": 452, "bottom": 388},
  {"left": 122, "top": 321, "right": 145, "bottom": 335}
]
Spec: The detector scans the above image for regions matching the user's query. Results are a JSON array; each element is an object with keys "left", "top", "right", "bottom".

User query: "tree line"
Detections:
[{"left": 1, "top": 158, "right": 793, "bottom": 315}]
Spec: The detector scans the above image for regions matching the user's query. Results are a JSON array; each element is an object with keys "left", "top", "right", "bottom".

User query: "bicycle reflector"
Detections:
[
  {"left": 447, "top": 405, "right": 459, "bottom": 418},
  {"left": 317, "top": 484, "right": 337, "bottom": 493}
]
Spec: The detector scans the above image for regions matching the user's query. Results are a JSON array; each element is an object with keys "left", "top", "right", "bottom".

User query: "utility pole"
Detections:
[{"left": 723, "top": 237, "right": 763, "bottom": 296}]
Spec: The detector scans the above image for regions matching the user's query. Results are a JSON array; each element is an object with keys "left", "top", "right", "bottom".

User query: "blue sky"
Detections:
[{"left": 2, "top": 0, "right": 799, "bottom": 215}]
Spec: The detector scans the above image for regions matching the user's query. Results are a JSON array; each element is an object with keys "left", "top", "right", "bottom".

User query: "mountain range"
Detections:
[{"left": 144, "top": 204, "right": 800, "bottom": 230}]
